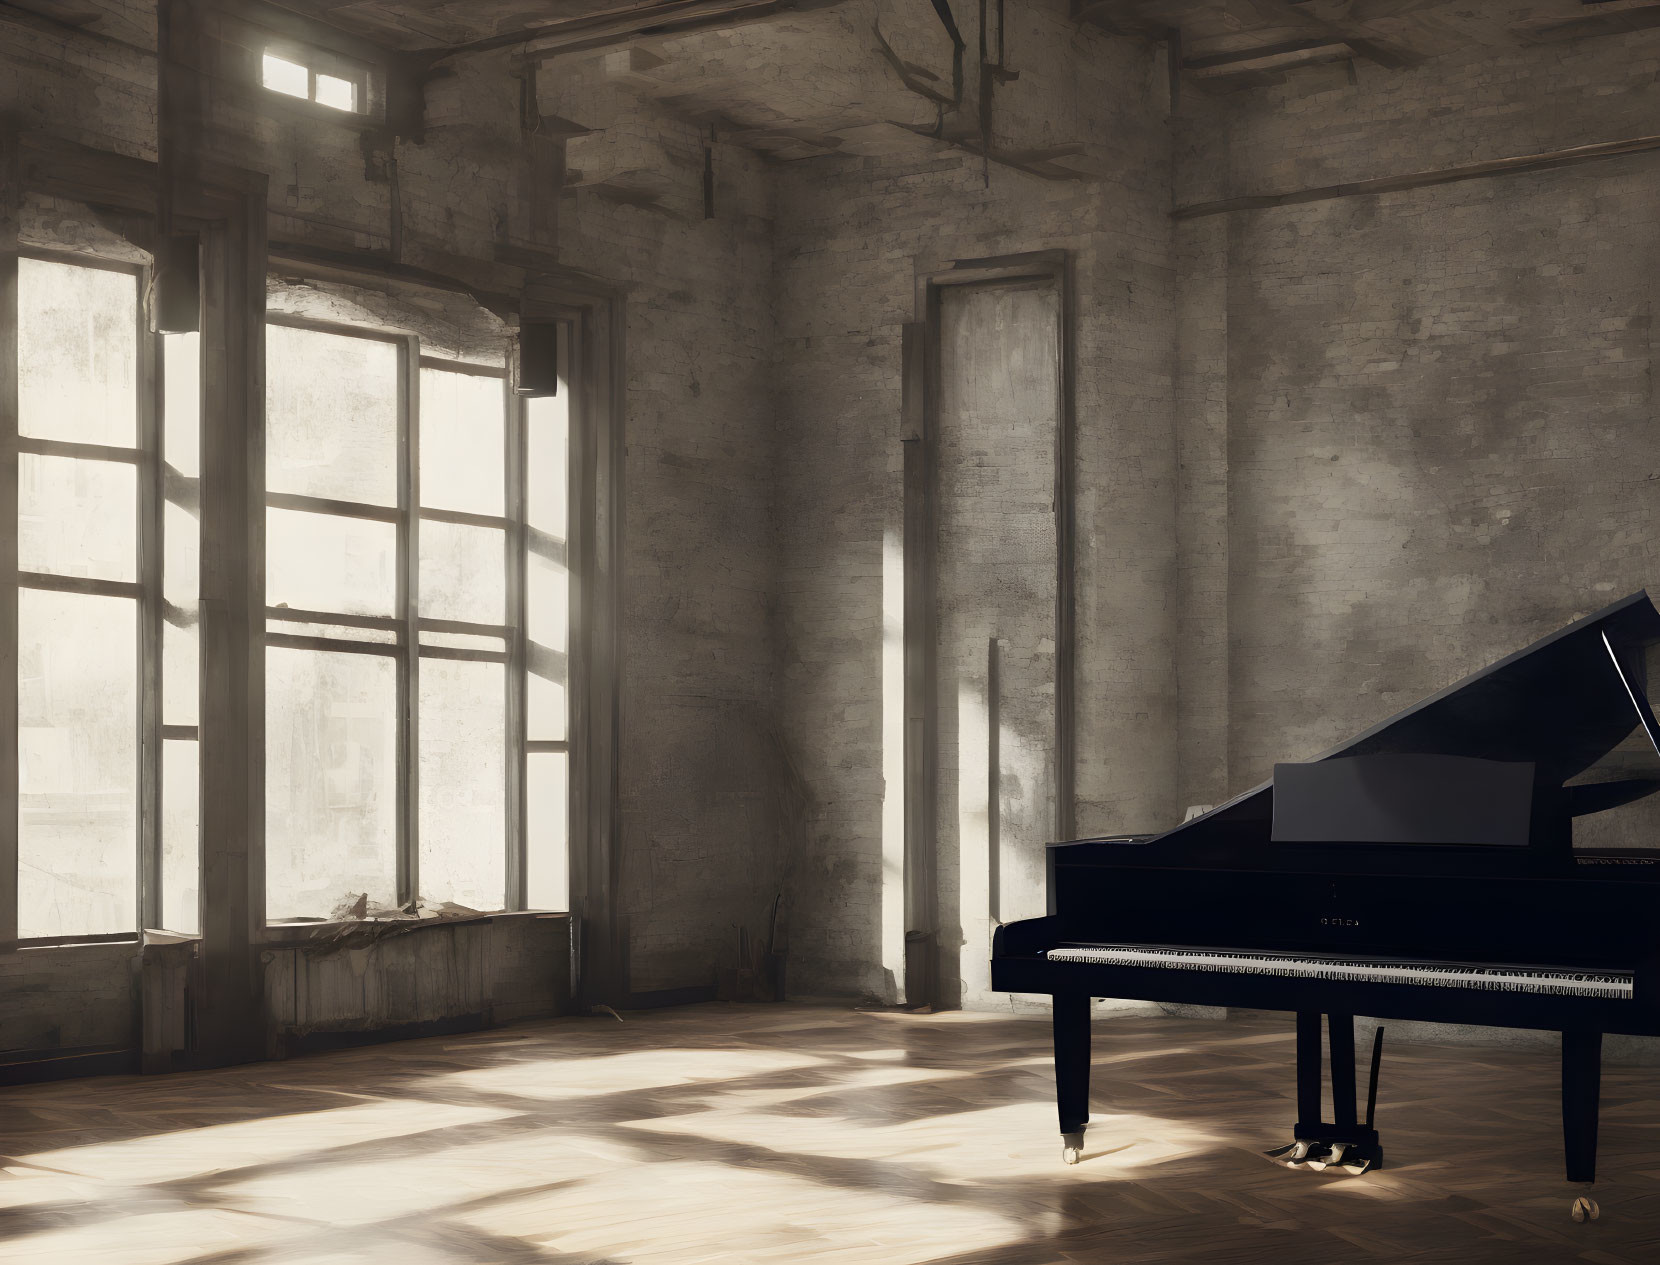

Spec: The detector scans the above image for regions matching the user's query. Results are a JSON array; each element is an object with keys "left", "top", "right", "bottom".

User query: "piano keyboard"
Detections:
[{"left": 1043, "top": 944, "right": 1633, "bottom": 999}]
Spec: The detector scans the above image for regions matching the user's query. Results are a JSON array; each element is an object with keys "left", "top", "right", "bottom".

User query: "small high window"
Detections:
[{"left": 261, "top": 49, "right": 363, "bottom": 114}]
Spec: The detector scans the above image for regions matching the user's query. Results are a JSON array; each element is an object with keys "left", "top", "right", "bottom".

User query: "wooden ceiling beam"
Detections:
[
  {"left": 1515, "top": 0, "right": 1660, "bottom": 43},
  {"left": 1239, "top": 0, "right": 1421, "bottom": 67},
  {"left": 1183, "top": 36, "right": 1351, "bottom": 75}
]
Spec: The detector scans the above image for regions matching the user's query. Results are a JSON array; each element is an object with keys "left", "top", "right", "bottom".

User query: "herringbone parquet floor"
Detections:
[{"left": 3, "top": 1003, "right": 1659, "bottom": 1264}]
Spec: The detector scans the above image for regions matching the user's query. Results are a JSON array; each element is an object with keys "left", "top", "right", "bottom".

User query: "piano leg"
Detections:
[
  {"left": 1562, "top": 1029, "right": 1603, "bottom": 1186},
  {"left": 1328, "top": 1012, "right": 1357, "bottom": 1129},
  {"left": 1054, "top": 993, "right": 1090, "bottom": 1164},
  {"left": 1295, "top": 1010, "right": 1322, "bottom": 1136}
]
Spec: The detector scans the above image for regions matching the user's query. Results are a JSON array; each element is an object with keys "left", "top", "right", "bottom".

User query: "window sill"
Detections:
[
  {"left": 15, "top": 934, "right": 142, "bottom": 952},
  {"left": 261, "top": 908, "right": 568, "bottom": 944},
  {"left": 13, "top": 929, "right": 201, "bottom": 951}
]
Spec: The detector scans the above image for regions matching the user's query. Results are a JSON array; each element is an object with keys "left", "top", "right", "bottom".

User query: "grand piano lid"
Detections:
[{"left": 1164, "top": 591, "right": 1660, "bottom": 834}]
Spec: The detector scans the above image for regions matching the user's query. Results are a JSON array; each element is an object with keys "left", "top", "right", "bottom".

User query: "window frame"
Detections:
[
  {"left": 12, "top": 247, "right": 166, "bottom": 946},
  {"left": 258, "top": 41, "right": 373, "bottom": 118},
  {"left": 261, "top": 311, "right": 548, "bottom": 923},
  {"left": 2, "top": 204, "right": 596, "bottom": 973}
]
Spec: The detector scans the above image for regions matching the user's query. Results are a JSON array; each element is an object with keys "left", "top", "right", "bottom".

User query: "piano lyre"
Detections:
[{"left": 993, "top": 591, "right": 1660, "bottom": 1210}]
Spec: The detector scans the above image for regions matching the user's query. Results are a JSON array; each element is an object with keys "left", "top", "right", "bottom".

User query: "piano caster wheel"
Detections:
[
  {"left": 1061, "top": 1131, "right": 1084, "bottom": 1165},
  {"left": 1571, "top": 1196, "right": 1599, "bottom": 1223}
]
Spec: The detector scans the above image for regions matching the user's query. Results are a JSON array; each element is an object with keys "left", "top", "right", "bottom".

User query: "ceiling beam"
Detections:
[
  {"left": 1516, "top": 0, "right": 1660, "bottom": 43},
  {"left": 1183, "top": 36, "right": 1351, "bottom": 76}
]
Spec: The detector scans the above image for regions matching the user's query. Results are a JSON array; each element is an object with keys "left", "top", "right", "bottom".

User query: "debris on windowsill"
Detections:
[{"left": 272, "top": 896, "right": 500, "bottom": 953}]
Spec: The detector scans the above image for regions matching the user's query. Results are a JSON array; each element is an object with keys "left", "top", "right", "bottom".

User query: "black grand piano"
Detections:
[{"left": 993, "top": 591, "right": 1660, "bottom": 1197}]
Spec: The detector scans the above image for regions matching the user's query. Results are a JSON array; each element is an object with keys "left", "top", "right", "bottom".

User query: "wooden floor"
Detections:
[{"left": 4, "top": 1004, "right": 1660, "bottom": 1264}]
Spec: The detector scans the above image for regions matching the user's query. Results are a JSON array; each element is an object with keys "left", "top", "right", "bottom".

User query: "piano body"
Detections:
[{"left": 992, "top": 591, "right": 1660, "bottom": 1190}]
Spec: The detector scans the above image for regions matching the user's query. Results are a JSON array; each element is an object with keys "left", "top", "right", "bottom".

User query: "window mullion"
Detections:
[
  {"left": 398, "top": 335, "right": 420, "bottom": 910},
  {"left": 506, "top": 369, "right": 527, "bottom": 912},
  {"left": 138, "top": 310, "right": 163, "bottom": 932},
  {"left": 0, "top": 173, "right": 18, "bottom": 950}
]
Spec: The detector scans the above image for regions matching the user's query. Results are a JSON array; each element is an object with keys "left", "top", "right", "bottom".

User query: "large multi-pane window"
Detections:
[
  {"left": 263, "top": 316, "right": 570, "bottom": 920},
  {"left": 14, "top": 252, "right": 201, "bottom": 939},
  {"left": 9, "top": 250, "right": 570, "bottom": 940}
]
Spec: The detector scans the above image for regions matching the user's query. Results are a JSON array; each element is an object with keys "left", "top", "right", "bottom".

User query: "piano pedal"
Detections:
[
  {"left": 1305, "top": 1141, "right": 1347, "bottom": 1171},
  {"left": 1264, "top": 1136, "right": 1382, "bottom": 1175},
  {"left": 1264, "top": 1138, "right": 1312, "bottom": 1164}
]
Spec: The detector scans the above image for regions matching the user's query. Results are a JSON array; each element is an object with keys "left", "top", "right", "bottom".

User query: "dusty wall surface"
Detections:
[
  {"left": 934, "top": 282, "right": 1062, "bottom": 1010},
  {"left": 772, "top": 11, "right": 1178, "bottom": 1003},
  {"left": 542, "top": 62, "right": 786, "bottom": 996},
  {"left": 1175, "top": 36, "right": 1660, "bottom": 830},
  {"left": 0, "top": 944, "right": 139, "bottom": 1056}
]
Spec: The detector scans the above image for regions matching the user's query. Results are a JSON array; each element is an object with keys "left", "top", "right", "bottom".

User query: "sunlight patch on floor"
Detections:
[
  {"left": 2, "top": 1209, "right": 304, "bottom": 1265},
  {"left": 629, "top": 1101, "right": 1225, "bottom": 1180},
  {"left": 210, "top": 1129, "right": 630, "bottom": 1226},
  {"left": 451, "top": 1158, "right": 1027, "bottom": 1265},
  {"left": 430, "top": 1047, "right": 831, "bottom": 1099},
  {"left": 16, "top": 1098, "right": 516, "bottom": 1185}
]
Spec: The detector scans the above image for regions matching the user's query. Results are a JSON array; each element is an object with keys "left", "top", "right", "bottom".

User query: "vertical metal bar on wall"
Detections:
[
  {"left": 1054, "top": 258, "right": 1077, "bottom": 844},
  {"left": 139, "top": 287, "right": 164, "bottom": 930},
  {"left": 987, "top": 635, "right": 1001, "bottom": 928},
  {"left": 564, "top": 311, "right": 590, "bottom": 984},
  {"left": 901, "top": 316, "right": 938, "bottom": 1009},
  {"left": 0, "top": 136, "right": 19, "bottom": 951},
  {"left": 504, "top": 353, "right": 526, "bottom": 910},
  {"left": 397, "top": 335, "right": 419, "bottom": 908}
]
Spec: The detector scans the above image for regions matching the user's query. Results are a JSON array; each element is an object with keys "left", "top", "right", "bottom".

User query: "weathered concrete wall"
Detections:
[
  {"left": 263, "top": 913, "right": 571, "bottom": 1052},
  {"left": 0, "top": 943, "right": 138, "bottom": 1057},
  {"left": 541, "top": 59, "right": 786, "bottom": 997},
  {"left": 1175, "top": 35, "right": 1660, "bottom": 823},
  {"left": 935, "top": 282, "right": 1062, "bottom": 1010},
  {"left": 773, "top": 7, "right": 1178, "bottom": 1003}
]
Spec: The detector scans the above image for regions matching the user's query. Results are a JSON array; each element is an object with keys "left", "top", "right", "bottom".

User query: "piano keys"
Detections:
[
  {"left": 1041, "top": 945, "right": 1635, "bottom": 999},
  {"left": 992, "top": 590, "right": 1660, "bottom": 1204}
]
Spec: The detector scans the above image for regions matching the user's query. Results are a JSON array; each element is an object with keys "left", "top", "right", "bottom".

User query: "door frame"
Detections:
[{"left": 901, "top": 249, "right": 1076, "bottom": 1008}]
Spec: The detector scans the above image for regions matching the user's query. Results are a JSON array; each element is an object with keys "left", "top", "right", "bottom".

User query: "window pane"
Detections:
[
  {"left": 163, "top": 332, "right": 201, "bottom": 479},
  {"left": 315, "top": 73, "right": 356, "bottom": 112},
  {"left": 266, "top": 324, "right": 399, "bottom": 506},
  {"left": 420, "top": 368, "right": 504, "bottom": 516},
  {"left": 163, "top": 622, "right": 198, "bottom": 729},
  {"left": 162, "top": 739, "right": 199, "bottom": 935},
  {"left": 267, "top": 507, "right": 396, "bottom": 618},
  {"left": 420, "top": 519, "right": 504, "bottom": 624},
  {"left": 19, "top": 454, "right": 136, "bottom": 582},
  {"left": 18, "top": 258, "right": 137, "bottom": 447},
  {"left": 527, "top": 549, "right": 568, "bottom": 654},
  {"left": 526, "top": 751, "right": 568, "bottom": 912},
  {"left": 419, "top": 658, "right": 506, "bottom": 910},
  {"left": 263, "top": 52, "right": 309, "bottom": 99},
  {"left": 266, "top": 647, "right": 397, "bottom": 920},
  {"left": 527, "top": 664, "right": 566, "bottom": 743},
  {"left": 527, "top": 391, "right": 567, "bottom": 539},
  {"left": 18, "top": 588, "right": 137, "bottom": 937},
  {"left": 164, "top": 500, "right": 199, "bottom": 727}
]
